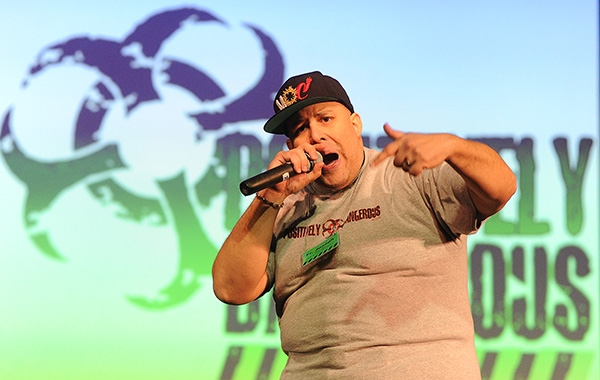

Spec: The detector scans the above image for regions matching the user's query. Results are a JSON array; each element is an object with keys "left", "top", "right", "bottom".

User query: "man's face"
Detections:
[{"left": 285, "top": 101, "right": 364, "bottom": 191}]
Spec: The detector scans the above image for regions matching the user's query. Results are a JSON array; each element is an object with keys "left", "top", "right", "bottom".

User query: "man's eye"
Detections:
[{"left": 294, "top": 125, "right": 308, "bottom": 136}]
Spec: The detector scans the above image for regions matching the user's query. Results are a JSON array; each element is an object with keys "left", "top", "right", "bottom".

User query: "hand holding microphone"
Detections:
[{"left": 240, "top": 152, "right": 323, "bottom": 196}]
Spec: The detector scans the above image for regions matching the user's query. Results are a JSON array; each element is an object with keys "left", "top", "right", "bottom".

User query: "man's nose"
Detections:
[{"left": 309, "top": 123, "right": 324, "bottom": 143}]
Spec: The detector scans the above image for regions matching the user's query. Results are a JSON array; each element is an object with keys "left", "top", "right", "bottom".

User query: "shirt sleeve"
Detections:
[{"left": 417, "top": 162, "right": 480, "bottom": 236}]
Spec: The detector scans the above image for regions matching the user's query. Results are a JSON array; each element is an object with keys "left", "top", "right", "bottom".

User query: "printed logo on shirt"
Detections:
[{"left": 285, "top": 205, "right": 381, "bottom": 239}]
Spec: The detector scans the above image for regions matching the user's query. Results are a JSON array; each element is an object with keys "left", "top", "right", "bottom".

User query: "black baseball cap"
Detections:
[{"left": 263, "top": 71, "right": 354, "bottom": 135}]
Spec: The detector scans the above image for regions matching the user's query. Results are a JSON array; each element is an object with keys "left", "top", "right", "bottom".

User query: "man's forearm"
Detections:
[
  {"left": 212, "top": 193, "right": 280, "bottom": 304},
  {"left": 447, "top": 138, "right": 517, "bottom": 219}
]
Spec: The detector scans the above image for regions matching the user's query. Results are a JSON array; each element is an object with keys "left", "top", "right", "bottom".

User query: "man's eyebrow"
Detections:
[{"left": 314, "top": 106, "right": 338, "bottom": 116}]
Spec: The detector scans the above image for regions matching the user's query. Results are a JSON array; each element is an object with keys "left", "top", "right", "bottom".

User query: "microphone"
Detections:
[{"left": 240, "top": 152, "right": 323, "bottom": 196}]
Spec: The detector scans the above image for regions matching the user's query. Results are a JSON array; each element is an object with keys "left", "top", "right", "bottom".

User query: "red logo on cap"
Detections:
[
  {"left": 296, "top": 77, "right": 312, "bottom": 100},
  {"left": 275, "top": 76, "right": 314, "bottom": 111}
]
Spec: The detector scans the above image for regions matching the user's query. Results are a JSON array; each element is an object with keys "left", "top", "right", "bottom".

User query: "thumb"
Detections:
[{"left": 383, "top": 123, "right": 404, "bottom": 139}]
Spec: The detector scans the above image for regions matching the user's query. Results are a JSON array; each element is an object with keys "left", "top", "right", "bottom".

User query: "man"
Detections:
[{"left": 212, "top": 71, "right": 516, "bottom": 379}]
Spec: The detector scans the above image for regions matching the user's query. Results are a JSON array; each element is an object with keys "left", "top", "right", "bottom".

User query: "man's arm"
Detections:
[
  {"left": 443, "top": 137, "right": 517, "bottom": 219},
  {"left": 372, "top": 124, "right": 516, "bottom": 219},
  {"left": 212, "top": 190, "right": 279, "bottom": 305},
  {"left": 213, "top": 146, "right": 324, "bottom": 305}
]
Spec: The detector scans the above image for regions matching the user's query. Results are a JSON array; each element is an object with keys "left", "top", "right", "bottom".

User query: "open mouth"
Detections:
[{"left": 322, "top": 153, "right": 339, "bottom": 167}]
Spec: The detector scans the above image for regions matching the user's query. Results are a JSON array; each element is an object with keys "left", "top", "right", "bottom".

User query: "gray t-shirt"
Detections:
[{"left": 266, "top": 148, "right": 482, "bottom": 379}]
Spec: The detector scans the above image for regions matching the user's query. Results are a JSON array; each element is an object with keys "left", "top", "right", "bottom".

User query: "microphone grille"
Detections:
[
  {"left": 315, "top": 151, "right": 323, "bottom": 164},
  {"left": 307, "top": 151, "right": 323, "bottom": 171}
]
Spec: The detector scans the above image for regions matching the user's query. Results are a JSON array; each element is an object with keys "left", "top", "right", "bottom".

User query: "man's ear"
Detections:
[
  {"left": 351, "top": 112, "right": 363, "bottom": 136},
  {"left": 286, "top": 138, "right": 293, "bottom": 150}
]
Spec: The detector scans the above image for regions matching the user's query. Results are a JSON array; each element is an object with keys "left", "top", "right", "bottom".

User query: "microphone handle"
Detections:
[{"left": 240, "top": 164, "right": 295, "bottom": 196}]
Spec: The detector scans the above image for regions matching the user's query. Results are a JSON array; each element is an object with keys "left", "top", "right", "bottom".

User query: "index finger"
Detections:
[{"left": 371, "top": 141, "right": 400, "bottom": 167}]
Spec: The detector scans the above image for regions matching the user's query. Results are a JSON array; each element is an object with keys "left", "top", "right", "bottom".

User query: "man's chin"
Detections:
[{"left": 314, "top": 174, "right": 347, "bottom": 192}]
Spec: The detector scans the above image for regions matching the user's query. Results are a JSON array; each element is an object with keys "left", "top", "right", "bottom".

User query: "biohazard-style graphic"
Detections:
[{"left": 0, "top": 7, "right": 286, "bottom": 309}]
